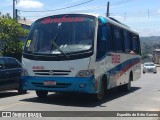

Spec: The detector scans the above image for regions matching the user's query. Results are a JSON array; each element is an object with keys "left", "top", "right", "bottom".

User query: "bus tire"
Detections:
[
  {"left": 123, "top": 73, "right": 132, "bottom": 91},
  {"left": 93, "top": 80, "right": 105, "bottom": 101},
  {"left": 36, "top": 90, "right": 48, "bottom": 98}
]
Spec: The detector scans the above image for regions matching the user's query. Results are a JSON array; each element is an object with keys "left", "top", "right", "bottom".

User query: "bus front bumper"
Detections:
[{"left": 21, "top": 76, "right": 97, "bottom": 94}]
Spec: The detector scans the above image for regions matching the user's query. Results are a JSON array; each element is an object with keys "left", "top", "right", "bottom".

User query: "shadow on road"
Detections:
[
  {"left": 0, "top": 91, "right": 28, "bottom": 98},
  {"left": 20, "top": 87, "right": 141, "bottom": 107},
  {"left": 0, "top": 91, "right": 18, "bottom": 98}
]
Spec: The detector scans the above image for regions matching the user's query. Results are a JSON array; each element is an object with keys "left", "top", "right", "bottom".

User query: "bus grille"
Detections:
[{"left": 33, "top": 70, "right": 71, "bottom": 76}]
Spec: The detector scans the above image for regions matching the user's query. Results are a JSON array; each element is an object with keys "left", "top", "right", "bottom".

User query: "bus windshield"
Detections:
[{"left": 24, "top": 14, "right": 96, "bottom": 54}]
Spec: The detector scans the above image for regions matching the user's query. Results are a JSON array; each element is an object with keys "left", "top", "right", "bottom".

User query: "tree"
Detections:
[
  {"left": 23, "top": 17, "right": 26, "bottom": 24},
  {"left": 0, "top": 13, "right": 29, "bottom": 61}
]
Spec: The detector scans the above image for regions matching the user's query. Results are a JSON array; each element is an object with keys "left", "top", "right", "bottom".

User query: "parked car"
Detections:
[
  {"left": 0, "top": 57, "right": 27, "bottom": 94},
  {"left": 143, "top": 62, "right": 157, "bottom": 74}
]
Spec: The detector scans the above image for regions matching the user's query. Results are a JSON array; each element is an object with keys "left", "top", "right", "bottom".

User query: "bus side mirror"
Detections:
[{"left": 98, "top": 17, "right": 107, "bottom": 26}]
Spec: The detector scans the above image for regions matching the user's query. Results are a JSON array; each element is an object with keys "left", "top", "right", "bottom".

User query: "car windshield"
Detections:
[
  {"left": 144, "top": 63, "right": 155, "bottom": 66},
  {"left": 24, "top": 14, "right": 96, "bottom": 54}
]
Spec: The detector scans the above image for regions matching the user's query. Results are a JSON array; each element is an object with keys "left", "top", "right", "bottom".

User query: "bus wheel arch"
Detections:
[
  {"left": 120, "top": 71, "right": 133, "bottom": 92},
  {"left": 130, "top": 71, "right": 133, "bottom": 82},
  {"left": 102, "top": 74, "right": 108, "bottom": 92},
  {"left": 93, "top": 74, "right": 107, "bottom": 101},
  {"left": 124, "top": 71, "right": 133, "bottom": 91}
]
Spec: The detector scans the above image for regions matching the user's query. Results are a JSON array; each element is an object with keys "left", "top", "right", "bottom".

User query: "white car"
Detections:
[{"left": 143, "top": 62, "right": 157, "bottom": 74}]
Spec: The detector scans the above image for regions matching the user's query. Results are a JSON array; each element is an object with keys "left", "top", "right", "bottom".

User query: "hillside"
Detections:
[
  {"left": 140, "top": 36, "right": 160, "bottom": 43},
  {"left": 140, "top": 36, "right": 160, "bottom": 61},
  {"left": 140, "top": 36, "right": 160, "bottom": 52}
]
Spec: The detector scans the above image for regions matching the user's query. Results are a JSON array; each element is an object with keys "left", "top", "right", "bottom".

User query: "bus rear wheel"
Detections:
[
  {"left": 118, "top": 73, "right": 132, "bottom": 92},
  {"left": 36, "top": 90, "right": 48, "bottom": 98},
  {"left": 123, "top": 74, "right": 132, "bottom": 91},
  {"left": 123, "top": 79, "right": 131, "bottom": 91}
]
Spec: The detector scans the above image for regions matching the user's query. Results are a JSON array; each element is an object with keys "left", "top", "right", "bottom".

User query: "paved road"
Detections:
[{"left": 0, "top": 68, "right": 160, "bottom": 120}]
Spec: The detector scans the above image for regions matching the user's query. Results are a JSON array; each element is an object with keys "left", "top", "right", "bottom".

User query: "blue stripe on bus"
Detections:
[
  {"left": 21, "top": 76, "right": 97, "bottom": 93},
  {"left": 107, "top": 57, "right": 140, "bottom": 76}
]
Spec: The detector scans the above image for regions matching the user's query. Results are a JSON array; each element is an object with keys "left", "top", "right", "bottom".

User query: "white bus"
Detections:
[{"left": 22, "top": 14, "right": 141, "bottom": 100}]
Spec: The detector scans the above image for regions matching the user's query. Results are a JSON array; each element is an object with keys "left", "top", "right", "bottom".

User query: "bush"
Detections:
[{"left": 0, "top": 13, "right": 29, "bottom": 61}]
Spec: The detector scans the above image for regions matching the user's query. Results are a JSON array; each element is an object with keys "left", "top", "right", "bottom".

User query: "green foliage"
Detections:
[
  {"left": 0, "top": 13, "right": 29, "bottom": 61},
  {"left": 2, "top": 41, "right": 25, "bottom": 60}
]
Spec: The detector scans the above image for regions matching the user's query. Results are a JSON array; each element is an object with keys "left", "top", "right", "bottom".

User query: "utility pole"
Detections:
[
  {"left": 13, "top": 0, "right": 15, "bottom": 19},
  {"left": 13, "top": 0, "right": 17, "bottom": 19},
  {"left": 15, "top": 9, "right": 19, "bottom": 21},
  {"left": 106, "top": 1, "right": 110, "bottom": 17}
]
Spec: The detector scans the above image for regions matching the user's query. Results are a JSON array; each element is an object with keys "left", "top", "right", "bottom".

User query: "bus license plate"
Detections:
[{"left": 43, "top": 81, "right": 56, "bottom": 86}]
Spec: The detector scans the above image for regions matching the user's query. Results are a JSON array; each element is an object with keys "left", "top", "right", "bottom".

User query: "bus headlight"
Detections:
[
  {"left": 76, "top": 69, "right": 95, "bottom": 77},
  {"left": 21, "top": 69, "right": 29, "bottom": 76}
]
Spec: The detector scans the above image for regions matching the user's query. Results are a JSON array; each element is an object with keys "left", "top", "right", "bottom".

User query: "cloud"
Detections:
[
  {"left": 136, "top": 28, "right": 160, "bottom": 37},
  {"left": 17, "top": 0, "right": 43, "bottom": 9}
]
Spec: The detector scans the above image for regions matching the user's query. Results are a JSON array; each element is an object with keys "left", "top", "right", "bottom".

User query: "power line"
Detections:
[
  {"left": 20, "top": 8, "right": 160, "bottom": 20},
  {"left": 110, "top": 10, "right": 160, "bottom": 21},
  {"left": 111, "top": 0, "right": 134, "bottom": 6},
  {"left": 19, "top": 0, "right": 94, "bottom": 13}
]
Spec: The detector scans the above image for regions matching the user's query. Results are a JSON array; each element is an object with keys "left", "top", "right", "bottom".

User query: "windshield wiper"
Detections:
[
  {"left": 50, "top": 23, "right": 69, "bottom": 59},
  {"left": 51, "top": 41, "right": 69, "bottom": 59}
]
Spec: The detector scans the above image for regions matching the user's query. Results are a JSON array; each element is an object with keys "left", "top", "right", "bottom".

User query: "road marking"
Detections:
[{"left": 0, "top": 102, "right": 30, "bottom": 110}]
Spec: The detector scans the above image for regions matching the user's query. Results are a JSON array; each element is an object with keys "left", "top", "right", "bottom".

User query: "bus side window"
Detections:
[
  {"left": 137, "top": 36, "right": 141, "bottom": 55},
  {"left": 132, "top": 34, "right": 140, "bottom": 54},
  {"left": 129, "top": 32, "right": 133, "bottom": 53},
  {"left": 106, "top": 24, "right": 114, "bottom": 52},
  {"left": 120, "top": 29, "right": 125, "bottom": 52},
  {"left": 96, "top": 25, "right": 108, "bottom": 60},
  {"left": 113, "top": 26, "right": 123, "bottom": 52},
  {"left": 123, "top": 31, "right": 131, "bottom": 53}
]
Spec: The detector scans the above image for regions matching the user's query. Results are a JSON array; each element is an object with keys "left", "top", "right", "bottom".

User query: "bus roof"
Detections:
[{"left": 105, "top": 16, "right": 139, "bottom": 35}]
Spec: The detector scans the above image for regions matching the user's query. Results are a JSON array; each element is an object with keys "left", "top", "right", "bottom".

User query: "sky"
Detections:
[{"left": 0, "top": 0, "right": 160, "bottom": 37}]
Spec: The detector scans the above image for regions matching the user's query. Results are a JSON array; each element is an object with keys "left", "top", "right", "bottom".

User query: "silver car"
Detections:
[{"left": 143, "top": 62, "right": 157, "bottom": 74}]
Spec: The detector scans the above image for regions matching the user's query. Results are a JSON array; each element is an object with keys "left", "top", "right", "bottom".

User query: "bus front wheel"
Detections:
[
  {"left": 36, "top": 90, "right": 48, "bottom": 98},
  {"left": 93, "top": 81, "right": 105, "bottom": 101}
]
